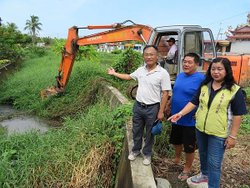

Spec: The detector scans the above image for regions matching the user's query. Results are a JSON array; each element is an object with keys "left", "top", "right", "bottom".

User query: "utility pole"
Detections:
[
  {"left": 216, "top": 23, "right": 224, "bottom": 40},
  {"left": 247, "top": 12, "right": 250, "bottom": 25}
]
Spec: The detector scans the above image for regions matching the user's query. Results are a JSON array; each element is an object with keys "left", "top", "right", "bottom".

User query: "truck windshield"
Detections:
[{"left": 183, "top": 31, "right": 214, "bottom": 58}]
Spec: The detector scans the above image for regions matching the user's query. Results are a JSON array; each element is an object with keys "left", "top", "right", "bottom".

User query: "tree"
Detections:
[
  {"left": 6, "top": 22, "right": 18, "bottom": 32},
  {"left": 0, "top": 22, "right": 31, "bottom": 63},
  {"left": 24, "top": 15, "right": 42, "bottom": 43}
]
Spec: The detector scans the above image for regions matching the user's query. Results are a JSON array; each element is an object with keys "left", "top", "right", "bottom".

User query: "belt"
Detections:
[{"left": 137, "top": 101, "right": 159, "bottom": 108}]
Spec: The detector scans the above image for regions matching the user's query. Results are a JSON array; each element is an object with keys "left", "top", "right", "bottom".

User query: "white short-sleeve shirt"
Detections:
[
  {"left": 167, "top": 44, "right": 177, "bottom": 60},
  {"left": 130, "top": 64, "right": 171, "bottom": 104}
]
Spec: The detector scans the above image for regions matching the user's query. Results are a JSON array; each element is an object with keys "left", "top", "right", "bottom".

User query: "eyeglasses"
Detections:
[{"left": 143, "top": 53, "right": 157, "bottom": 57}]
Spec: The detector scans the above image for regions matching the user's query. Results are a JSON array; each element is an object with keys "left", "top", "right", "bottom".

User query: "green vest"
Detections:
[{"left": 196, "top": 83, "right": 240, "bottom": 138}]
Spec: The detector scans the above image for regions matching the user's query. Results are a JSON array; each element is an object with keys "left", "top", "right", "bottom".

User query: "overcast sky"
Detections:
[{"left": 0, "top": 0, "right": 249, "bottom": 39}]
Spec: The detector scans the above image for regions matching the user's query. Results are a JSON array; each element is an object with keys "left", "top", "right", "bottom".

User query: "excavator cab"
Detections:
[{"left": 151, "top": 26, "right": 216, "bottom": 82}]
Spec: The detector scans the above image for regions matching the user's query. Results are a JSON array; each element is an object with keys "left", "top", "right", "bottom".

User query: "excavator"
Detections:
[
  {"left": 41, "top": 20, "right": 153, "bottom": 98},
  {"left": 41, "top": 20, "right": 250, "bottom": 98}
]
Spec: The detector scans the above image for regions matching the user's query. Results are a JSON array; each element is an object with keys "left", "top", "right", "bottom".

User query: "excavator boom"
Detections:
[{"left": 41, "top": 20, "right": 153, "bottom": 98}]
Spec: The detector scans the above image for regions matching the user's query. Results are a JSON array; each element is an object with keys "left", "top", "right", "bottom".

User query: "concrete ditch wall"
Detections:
[{"left": 101, "top": 85, "right": 157, "bottom": 188}]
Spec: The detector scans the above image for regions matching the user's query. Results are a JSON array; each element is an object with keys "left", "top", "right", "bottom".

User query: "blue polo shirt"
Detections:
[{"left": 171, "top": 72, "right": 205, "bottom": 126}]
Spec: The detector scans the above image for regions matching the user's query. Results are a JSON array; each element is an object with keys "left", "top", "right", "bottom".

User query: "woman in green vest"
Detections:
[{"left": 168, "top": 57, "right": 247, "bottom": 188}]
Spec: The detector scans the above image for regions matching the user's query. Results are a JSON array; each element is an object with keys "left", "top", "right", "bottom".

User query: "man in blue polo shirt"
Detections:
[{"left": 169, "top": 53, "right": 204, "bottom": 181}]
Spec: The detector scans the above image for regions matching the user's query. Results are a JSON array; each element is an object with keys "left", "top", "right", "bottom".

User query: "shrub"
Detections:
[
  {"left": 76, "top": 45, "right": 99, "bottom": 62},
  {"left": 0, "top": 59, "right": 10, "bottom": 66},
  {"left": 50, "top": 38, "right": 66, "bottom": 55},
  {"left": 112, "top": 47, "right": 143, "bottom": 74},
  {"left": 111, "top": 49, "right": 122, "bottom": 54},
  {"left": 99, "top": 52, "right": 118, "bottom": 67},
  {"left": 24, "top": 45, "right": 47, "bottom": 58},
  {"left": 51, "top": 39, "right": 99, "bottom": 62}
]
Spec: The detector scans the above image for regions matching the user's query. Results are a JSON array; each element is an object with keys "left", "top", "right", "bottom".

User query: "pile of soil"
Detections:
[{"left": 152, "top": 134, "right": 250, "bottom": 188}]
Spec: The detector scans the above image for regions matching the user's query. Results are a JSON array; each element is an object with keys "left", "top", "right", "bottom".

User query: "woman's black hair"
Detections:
[
  {"left": 143, "top": 45, "right": 158, "bottom": 53},
  {"left": 201, "top": 57, "right": 235, "bottom": 90}
]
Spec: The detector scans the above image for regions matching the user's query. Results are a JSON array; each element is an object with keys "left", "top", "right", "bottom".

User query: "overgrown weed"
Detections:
[
  {"left": 0, "top": 51, "right": 129, "bottom": 187},
  {"left": 0, "top": 98, "right": 126, "bottom": 187}
]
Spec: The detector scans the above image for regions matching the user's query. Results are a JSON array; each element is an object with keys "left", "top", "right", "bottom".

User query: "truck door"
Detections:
[{"left": 179, "top": 28, "right": 216, "bottom": 74}]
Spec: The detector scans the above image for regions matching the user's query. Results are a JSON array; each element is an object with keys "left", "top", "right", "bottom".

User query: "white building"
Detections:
[{"left": 227, "top": 13, "right": 250, "bottom": 54}]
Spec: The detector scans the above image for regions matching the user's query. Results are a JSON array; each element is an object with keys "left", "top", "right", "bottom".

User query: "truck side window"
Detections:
[{"left": 184, "top": 32, "right": 202, "bottom": 56}]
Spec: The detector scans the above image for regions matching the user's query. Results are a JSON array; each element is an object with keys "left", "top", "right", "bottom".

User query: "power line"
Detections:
[
  {"left": 207, "top": 11, "right": 249, "bottom": 26},
  {"left": 219, "top": 11, "right": 248, "bottom": 22}
]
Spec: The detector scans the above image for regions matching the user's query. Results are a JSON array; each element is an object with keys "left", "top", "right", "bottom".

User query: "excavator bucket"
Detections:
[{"left": 40, "top": 86, "right": 64, "bottom": 99}]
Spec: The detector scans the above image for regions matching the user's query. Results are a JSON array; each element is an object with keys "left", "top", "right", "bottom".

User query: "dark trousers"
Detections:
[{"left": 132, "top": 102, "right": 160, "bottom": 156}]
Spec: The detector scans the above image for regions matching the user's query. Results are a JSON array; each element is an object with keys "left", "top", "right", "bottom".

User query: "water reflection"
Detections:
[
  {"left": 0, "top": 104, "right": 17, "bottom": 116},
  {"left": 0, "top": 105, "right": 49, "bottom": 135}
]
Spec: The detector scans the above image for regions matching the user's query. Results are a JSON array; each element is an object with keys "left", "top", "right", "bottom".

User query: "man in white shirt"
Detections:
[
  {"left": 107, "top": 45, "right": 171, "bottom": 165},
  {"left": 165, "top": 37, "right": 177, "bottom": 77}
]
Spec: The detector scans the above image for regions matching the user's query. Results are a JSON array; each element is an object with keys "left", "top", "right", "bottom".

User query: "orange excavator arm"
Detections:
[{"left": 41, "top": 20, "right": 153, "bottom": 98}]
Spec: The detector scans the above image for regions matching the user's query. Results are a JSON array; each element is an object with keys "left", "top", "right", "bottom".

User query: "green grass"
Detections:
[
  {"left": 98, "top": 52, "right": 119, "bottom": 68},
  {"left": 0, "top": 51, "right": 119, "bottom": 118},
  {"left": 154, "top": 121, "right": 174, "bottom": 157},
  {"left": 0, "top": 50, "right": 60, "bottom": 113},
  {"left": 0, "top": 99, "right": 125, "bottom": 187},
  {"left": 0, "top": 59, "right": 10, "bottom": 66},
  {"left": 241, "top": 86, "right": 250, "bottom": 133},
  {"left": 0, "top": 50, "right": 129, "bottom": 187}
]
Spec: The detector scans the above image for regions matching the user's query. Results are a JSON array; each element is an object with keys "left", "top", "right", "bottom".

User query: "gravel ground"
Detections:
[{"left": 152, "top": 134, "right": 250, "bottom": 188}]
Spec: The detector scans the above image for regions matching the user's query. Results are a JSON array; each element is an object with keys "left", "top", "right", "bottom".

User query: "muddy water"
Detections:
[{"left": 0, "top": 104, "right": 49, "bottom": 135}]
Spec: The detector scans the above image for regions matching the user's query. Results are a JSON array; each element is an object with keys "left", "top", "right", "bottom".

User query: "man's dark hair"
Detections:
[
  {"left": 201, "top": 57, "right": 235, "bottom": 90},
  {"left": 143, "top": 45, "right": 158, "bottom": 53},
  {"left": 184, "top": 52, "right": 200, "bottom": 64},
  {"left": 167, "top": 37, "right": 176, "bottom": 43}
]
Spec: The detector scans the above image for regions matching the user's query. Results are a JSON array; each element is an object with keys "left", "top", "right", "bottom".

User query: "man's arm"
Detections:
[
  {"left": 107, "top": 68, "right": 132, "bottom": 80},
  {"left": 158, "top": 90, "right": 169, "bottom": 120},
  {"left": 164, "top": 95, "right": 171, "bottom": 118},
  {"left": 224, "top": 89, "right": 247, "bottom": 149},
  {"left": 168, "top": 102, "right": 197, "bottom": 123}
]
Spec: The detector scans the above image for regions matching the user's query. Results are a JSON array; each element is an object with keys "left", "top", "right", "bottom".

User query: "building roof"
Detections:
[
  {"left": 229, "top": 25, "right": 250, "bottom": 34},
  {"left": 227, "top": 35, "right": 250, "bottom": 39},
  {"left": 227, "top": 25, "right": 250, "bottom": 41}
]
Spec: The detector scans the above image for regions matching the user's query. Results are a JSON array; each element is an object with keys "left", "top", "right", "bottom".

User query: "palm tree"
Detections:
[
  {"left": 7, "top": 22, "right": 18, "bottom": 31},
  {"left": 24, "top": 15, "right": 42, "bottom": 43}
]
